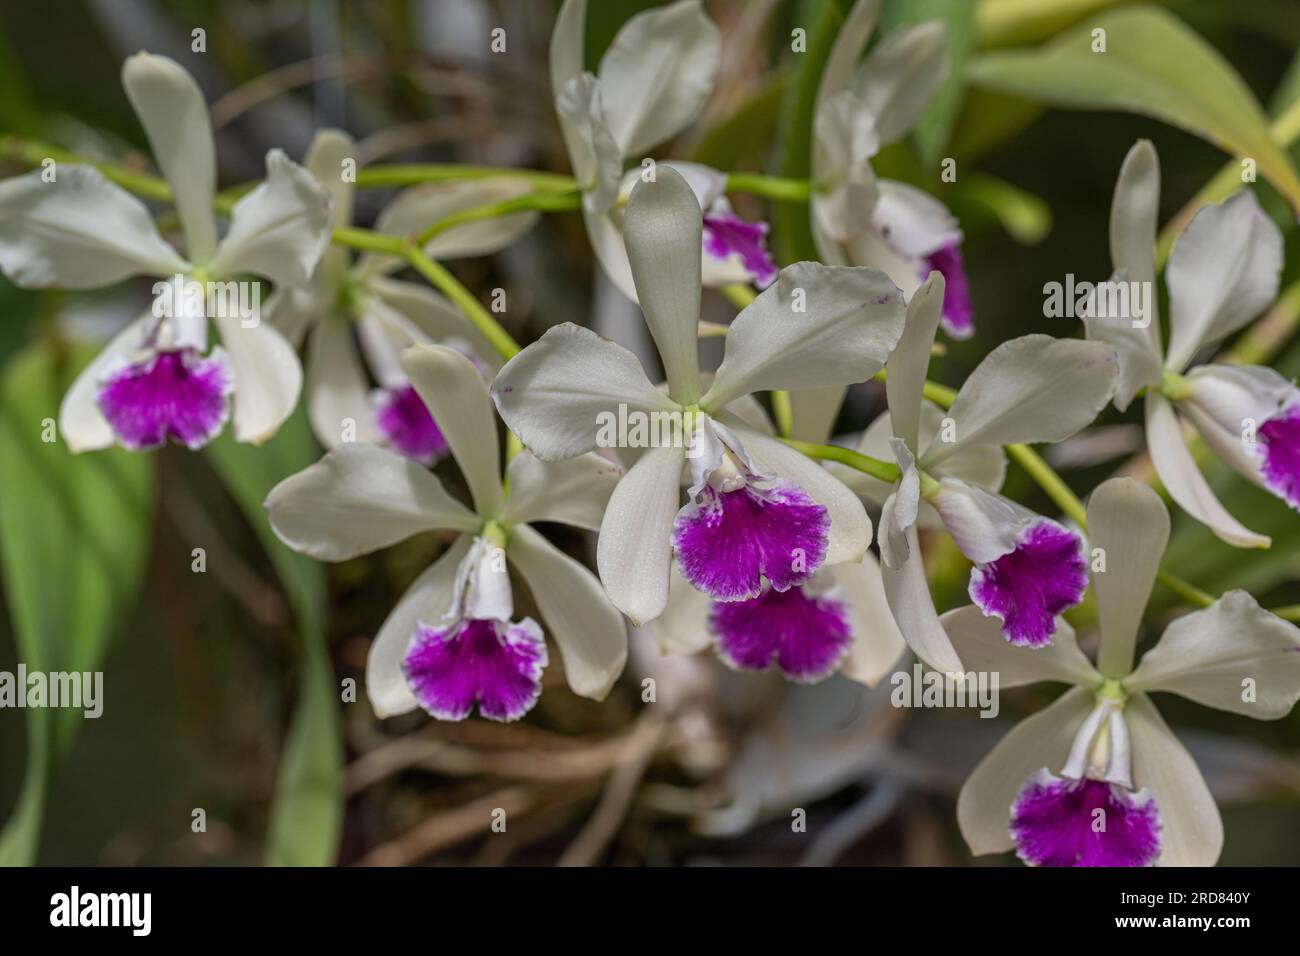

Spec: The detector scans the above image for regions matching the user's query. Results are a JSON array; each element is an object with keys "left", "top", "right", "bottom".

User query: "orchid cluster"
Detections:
[{"left": 4, "top": 0, "right": 1300, "bottom": 870}]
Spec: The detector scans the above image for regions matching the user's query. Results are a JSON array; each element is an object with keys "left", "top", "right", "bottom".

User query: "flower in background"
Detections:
[
  {"left": 832, "top": 274, "right": 1117, "bottom": 671},
  {"left": 492, "top": 167, "right": 904, "bottom": 625},
  {"left": 0, "top": 52, "right": 332, "bottom": 452},
  {"left": 266, "top": 344, "right": 627, "bottom": 722},
  {"left": 954, "top": 478, "right": 1300, "bottom": 866},
  {"left": 271, "top": 129, "right": 536, "bottom": 459},
  {"left": 812, "top": 0, "right": 972, "bottom": 339},
  {"left": 549, "top": 0, "right": 776, "bottom": 298},
  {"left": 1084, "top": 139, "right": 1288, "bottom": 548}
]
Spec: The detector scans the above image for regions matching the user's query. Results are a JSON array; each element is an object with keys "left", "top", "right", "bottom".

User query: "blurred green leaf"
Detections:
[
  {"left": 205, "top": 407, "right": 341, "bottom": 867},
  {"left": 884, "top": 0, "right": 976, "bottom": 166},
  {"left": 967, "top": 6, "right": 1300, "bottom": 213},
  {"left": 689, "top": 77, "right": 787, "bottom": 171},
  {"left": 975, "top": 0, "right": 1153, "bottom": 49},
  {"left": 0, "top": 341, "right": 154, "bottom": 865}
]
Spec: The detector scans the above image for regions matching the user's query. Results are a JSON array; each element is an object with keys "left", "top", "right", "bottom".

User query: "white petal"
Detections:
[
  {"left": 583, "top": 205, "right": 639, "bottom": 301},
  {"left": 1105, "top": 140, "right": 1163, "bottom": 373},
  {"left": 1165, "top": 189, "right": 1284, "bottom": 372},
  {"left": 401, "top": 343, "right": 505, "bottom": 518},
  {"left": 209, "top": 149, "right": 332, "bottom": 288},
  {"left": 121, "top": 52, "right": 218, "bottom": 263},
  {"left": 503, "top": 451, "right": 623, "bottom": 532},
  {"left": 212, "top": 312, "right": 303, "bottom": 444},
  {"left": 1184, "top": 363, "right": 1293, "bottom": 440},
  {"left": 922, "top": 335, "right": 1118, "bottom": 467},
  {"left": 1127, "top": 590, "right": 1300, "bottom": 718},
  {"left": 550, "top": 0, "right": 587, "bottom": 93},
  {"left": 731, "top": 424, "right": 872, "bottom": 565},
  {"left": 921, "top": 403, "right": 1008, "bottom": 490},
  {"left": 624, "top": 167, "right": 704, "bottom": 403},
  {"left": 1145, "top": 394, "right": 1269, "bottom": 549},
  {"left": 492, "top": 322, "right": 676, "bottom": 461},
  {"left": 59, "top": 313, "right": 154, "bottom": 452},
  {"left": 816, "top": 0, "right": 883, "bottom": 104},
  {"left": 878, "top": 439, "right": 918, "bottom": 568},
  {"left": 887, "top": 271, "right": 944, "bottom": 453},
  {"left": 941, "top": 606, "right": 1100, "bottom": 689},
  {"left": 367, "top": 535, "right": 472, "bottom": 717},
  {"left": 811, "top": 91, "right": 881, "bottom": 243},
  {"left": 660, "top": 160, "right": 729, "bottom": 210},
  {"left": 265, "top": 444, "right": 479, "bottom": 561},
  {"left": 851, "top": 21, "right": 947, "bottom": 145},
  {"left": 596, "top": 0, "right": 720, "bottom": 157},
  {"left": 1086, "top": 476, "right": 1169, "bottom": 679},
  {"left": 306, "top": 317, "right": 379, "bottom": 450},
  {"left": 508, "top": 523, "right": 628, "bottom": 700},
  {"left": 930, "top": 478, "right": 1032, "bottom": 564},
  {"left": 957, "top": 685, "right": 1093, "bottom": 856},
  {"left": 368, "top": 276, "right": 498, "bottom": 367},
  {"left": 1126, "top": 693, "right": 1223, "bottom": 867},
  {"left": 0, "top": 166, "right": 188, "bottom": 288},
  {"left": 303, "top": 128, "right": 356, "bottom": 229},
  {"left": 1081, "top": 268, "right": 1164, "bottom": 412},
  {"left": 597, "top": 444, "right": 685, "bottom": 625},
  {"left": 267, "top": 285, "right": 319, "bottom": 348},
  {"left": 873, "top": 180, "right": 960, "bottom": 258},
  {"left": 702, "top": 262, "right": 905, "bottom": 410},
  {"left": 829, "top": 556, "right": 907, "bottom": 687},
  {"left": 556, "top": 73, "right": 623, "bottom": 213},
  {"left": 880, "top": 516, "right": 964, "bottom": 675},
  {"left": 644, "top": 564, "right": 716, "bottom": 655}
]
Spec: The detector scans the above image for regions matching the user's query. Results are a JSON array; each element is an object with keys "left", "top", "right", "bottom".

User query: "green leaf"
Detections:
[
  {"left": 884, "top": 0, "right": 976, "bottom": 166},
  {"left": 966, "top": 6, "right": 1300, "bottom": 213},
  {"left": 0, "top": 341, "right": 155, "bottom": 865},
  {"left": 205, "top": 406, "right": 342, "bottom": 867}
]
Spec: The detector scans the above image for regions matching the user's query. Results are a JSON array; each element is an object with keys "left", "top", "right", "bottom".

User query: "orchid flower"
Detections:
[
  {"left": 1083, "top": 140, "right": 1288, "bottom": 549},
  {"left": 265, "top": 344, "right": 627, "bottom": 721},
  {"left": 811, "top": 0, "right": 972, "bottom": 340},
  {"left": 271, "top": 129, "right": 536, "bottom": 460},
  {"left": 492, "top": 166, "right": 904, "bottom": 626},
  {"left": 832, "top": 274, "right": 1118, "bottom": 672},
  {"left": 550, "top": 0, "right": 777, "bottom": 300},
  {"left": 0, "top": 52, "right": 331, "bottom": 452},
  {"left": 954, "top": 477, "right": 1300, "bottom": 866}
]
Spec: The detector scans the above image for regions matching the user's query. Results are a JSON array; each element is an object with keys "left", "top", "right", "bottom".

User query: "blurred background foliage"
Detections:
[{"left": 2, "top": 0, "right": 1299, "bottom": 866}]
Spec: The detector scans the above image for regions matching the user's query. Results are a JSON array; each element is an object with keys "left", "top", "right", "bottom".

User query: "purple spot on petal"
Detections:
[
  {"left": 674, "top": 481, "right": 829, "bottom": 602},
  {"left": 402, "top": 617, "right": 547, "bottom": 722},
  {"left": 1259, "top": 404, "right": 1300, "bottom": 510},
  {"left": 376, "top": 383, "right": 448, "bottom": 464},
  {"left": 1011, "top": 769, "right": 1161, "bottom": 867},
  {"left": 710, "top": 585, "right": 851, "bottom": 682},
  {"left": 969, "top": 519, "right": 1087, "bottom": 648},
  {"left": 97, "top": 349, "right": 233, "bottom": 451},
  {"left": 924, "top": 242, "right": 974, "bottom": 339},
  {"left": 703, "top": 212, "right": 778, "bottom": 287}
]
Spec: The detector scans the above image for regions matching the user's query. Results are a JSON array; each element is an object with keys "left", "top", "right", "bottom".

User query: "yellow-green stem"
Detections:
[
  {"left": 781, "top": 438, "right": 901, "bottom": 484},
  {"left": 404, "top": 247, "right": 520, "bottom": 361},
  {"left": 414, "top": 189, "right": 582, "bottom": 246}
]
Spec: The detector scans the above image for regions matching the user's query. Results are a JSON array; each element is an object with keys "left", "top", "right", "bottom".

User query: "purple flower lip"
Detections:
[
  {"left": 402, "top": 617, "right": 547, "bottom": 722},
  {"left": 1258, "top": 403, "right": 1300, "bottom": 510},
  {"left": 1011, "top": 768, "right": 1161, "bottom": 867},
  {"left": 969, "top": 519, "right": 1088, "bottom": 647},
  {"left": 703, "top": 210, "right": 778, "bottom": 287},
  {"left": 376, "top": 383, "right": 448, "bottom": 464},
  {"left": 710, "top": 584, "right": 852, "bottom": 682},
  {"left": 96, "top": 347, "right": 233, "bottom": 451},
  {"left": 923, "top": 242, "right": 974, "bottom": 339},
  {"left": 674, "top": 479, "right": 829, "bottom": 602}
]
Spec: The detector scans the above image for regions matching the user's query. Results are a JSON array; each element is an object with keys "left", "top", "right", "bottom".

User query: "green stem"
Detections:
[
  {"left": 354, "top": 164, "right": 578, "bottom": 192},
  {"left": 781, "top": 439, "right": 901, "bottom": 484},
  {"left": 405, "top": 247, "right": 520, "bottom": 361},
  {"left": 330, "top": 225, "right": 406, "bottom": 256},
  {"left": 771, "top": 391, "right": 795, "bottom": 438},
  {"left": 415, "top": 189, "right": 582, "bottom": 246},
  {"left": 1006, "top": 444, "right": 1087, "bottom": 527},
  {"left": 725, "top": 172, "right": 812, "bottom": 202}
]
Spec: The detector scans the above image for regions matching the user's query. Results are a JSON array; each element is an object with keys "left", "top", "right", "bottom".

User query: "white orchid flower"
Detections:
[
  {"left": 954, "top": 477, "right": 1300, "bottom": 866},
  {"left": 492, "top": 166, "right": 904, "bottom": 626},
  {"left": 271, "top": 129, "right": 536, "bottom": 460},
  {"left": 0, "top": 52, "right": 332, "bottom": 452},
  {"left": 550, "top": 0, "right": 776, "bottom": 299},
  {"left": 265, "top": 344, "right": 627, "bottom": 722},
  {"left": 833, "top": 274, "right": 1117, "bottom": 672},
  {"left": 811, "top": 0, "right": 972, "bottom": 340},
  {"left": 1085, "top": 139, "right": 1289, "bottom": 548}
]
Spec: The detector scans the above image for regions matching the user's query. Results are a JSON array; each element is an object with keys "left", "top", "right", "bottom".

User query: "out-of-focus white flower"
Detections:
[
  {"left": 0, "top": 53, "right": 332, "bottom": 452},
  {"left": 955, "top": 477, "right": 1300, "bottom": 866},
  {"left": 550, "top": 0, "right": 777, "bottom": 298},
  {"left": 1085, "top": 139, "right": 1289, "bottom": 548},
  {"left": 492, "top": 167, "right": 904, "bottom": 625},
  {"left": 266, "top": 344, "right": 627, "bottom": 722},
  {"left": 832, "top": 274, "right": 1117, "bottom": 671},
  {"left": 272, "top": 129, "right": 537, "bottom": 459}
]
